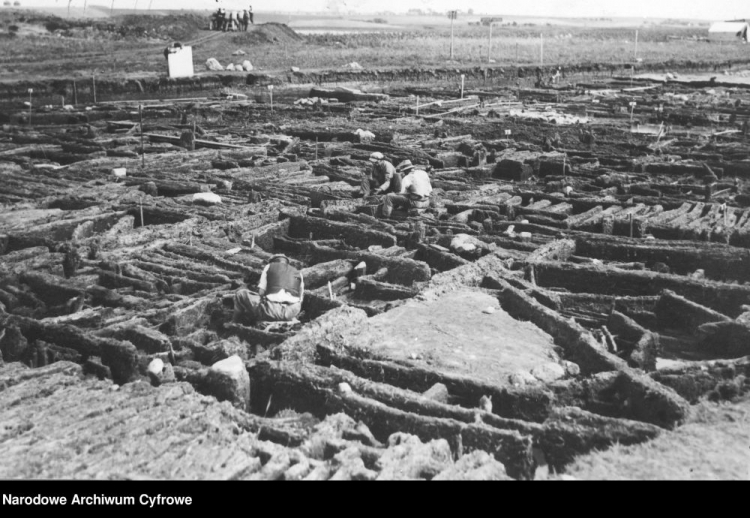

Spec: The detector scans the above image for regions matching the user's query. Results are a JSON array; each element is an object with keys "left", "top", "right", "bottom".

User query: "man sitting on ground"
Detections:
[
  {"left": 361, "top": 152, "right": 401, "bottom": 198},
  {"left": 382, "top": 160, "right": 432, "bottom": 218},
  {"left": 234, "top": 254, "right": 304, "bottom": 325}
]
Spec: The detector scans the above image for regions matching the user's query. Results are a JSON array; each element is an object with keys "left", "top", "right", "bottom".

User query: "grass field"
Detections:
[{"left": 0, "top": 9, "right": 748, "bottom": 79}]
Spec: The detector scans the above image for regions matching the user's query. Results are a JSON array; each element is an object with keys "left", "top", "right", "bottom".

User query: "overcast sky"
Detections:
[{"left": 26, "top": 0, "right": 750, "bottom": 20}]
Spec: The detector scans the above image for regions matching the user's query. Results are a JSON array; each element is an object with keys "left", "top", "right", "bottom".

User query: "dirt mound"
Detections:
[
  {"left": 111, "top": 13, "right": 206, "bottom": 41},
  {"left": 230, "top": 22, "right": 304, "bottom": 46}
]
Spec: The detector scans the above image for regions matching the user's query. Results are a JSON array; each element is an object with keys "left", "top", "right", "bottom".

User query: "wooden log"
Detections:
[
  {"left": 550, "top": 369, "right": 690, "bottom": 430},
  {"left": 301, "top": 259, "right": 354, "bottom": 290},
  {"left": 248, "top": 360, "right": 534, "bottom": 479},
  {"left": 414, "top": 243, "right": 470, "bottom": 272},
  {"left": 654, "top": 289, "right": 732, "bottom": 332},
  {"left": 316, "top": 345, "right": 555, "bottom": 423},
  {"left": 98, "top": 270, "right": 158, "bottom": 293},
  {"left": 287, "top": 214, "right": 396, "bottom": 250},
  {"left": 533, "top": 261, "right": 750, "bottom": 318},
  {"left": 354, "top": 277, "right": 419, "bottom": 301},
  {"left": 573, "top": 234, "right": 750, "bottom": 282},
  {"left": 0, "top": 314, "right": 139, "bottom": 384},
  {"left": 142, "top": 133, "right": 266, "bottom": 152},
  {"left": 487, "top": 276, "right": 628, "bottom": 374},
  {"left": 18, "top": 271, "right": 84, "bottom": 307},
  {"left": 273, "top": 237, "right": 431, "bottom": 286}
]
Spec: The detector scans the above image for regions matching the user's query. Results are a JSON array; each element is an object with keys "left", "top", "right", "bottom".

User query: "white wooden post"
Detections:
[{"left": 540, "top": 33, "right": 544, "bottom": 66}]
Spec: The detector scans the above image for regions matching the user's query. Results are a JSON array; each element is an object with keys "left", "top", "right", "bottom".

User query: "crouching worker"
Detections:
[
  {"left": 382, "top": 160, "right": 432, "bottom": 218},
  {"left": 361, "top": 152, "right": 401, "bottom": 198},
  {"left": 233, "top": 254, "right": 304, "bottom": 324}
]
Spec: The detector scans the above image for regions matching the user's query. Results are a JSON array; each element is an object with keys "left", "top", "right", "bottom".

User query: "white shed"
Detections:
[{"left": 708, "top": 21, "right": 749, "bottom": 42}]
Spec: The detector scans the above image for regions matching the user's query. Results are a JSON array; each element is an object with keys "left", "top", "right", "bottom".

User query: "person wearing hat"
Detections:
[
  {"left": 382, "top": 160, "right": 433, "bottom": 218},
  {"left": 361, "top": 152, "right": 401, "bottom": 198},
  {"left": 233, "top": 254, "right": 304, "bottom": 324}
]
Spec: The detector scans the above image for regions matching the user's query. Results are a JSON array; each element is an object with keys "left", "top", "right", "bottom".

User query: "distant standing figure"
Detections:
[
  {"left": 249, "top": 5, "right": 254, "bottom": 24},
  {"left": 242, "top": 10, "right": 250, "bottom": 31},
  {"left": 551, "top": 67, "right": 561, "bottom": 84},
  {"left": 163, "top": 42, "right": 183, "bottom": 60}
]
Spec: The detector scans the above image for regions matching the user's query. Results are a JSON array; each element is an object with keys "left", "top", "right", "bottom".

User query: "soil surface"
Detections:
[
  {"left": 563, "top": 396, "right": 750, "bottom": 480},
  {"left": 365, "top": 289, "right": 559, "bottom": 385}
]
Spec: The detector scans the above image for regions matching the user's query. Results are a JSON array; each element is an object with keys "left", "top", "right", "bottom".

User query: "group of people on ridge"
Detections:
[
  {"left": 233, "top": 152, "right": 433, "bottom": 328},
  {"left": 211, "top": 6, "right": 253, "bottom": 31}
]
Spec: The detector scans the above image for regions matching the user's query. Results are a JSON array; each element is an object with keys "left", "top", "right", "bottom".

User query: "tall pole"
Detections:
[
  {"left": 540, "top": 33, "right": 544, "bottom": 66},
  {"left": 450, "top": 12, "right": 455, "bottom": 61},
  {"left": 488, "top": 23, "right": 493, "bottom": 63},
  {"left": 139, "top": 104, "right": 145, "bottom": 168},
  {"left": 634, "top": 29, "right": 639, "bottom": 61}
]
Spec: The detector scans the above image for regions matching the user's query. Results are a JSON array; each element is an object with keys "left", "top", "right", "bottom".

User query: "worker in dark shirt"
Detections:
[
  {"left": 234, "top": 255, "right": 305, "bottom": 324},
  {"left": 361, "top": 152, "right": 401, "bottom": 198}
]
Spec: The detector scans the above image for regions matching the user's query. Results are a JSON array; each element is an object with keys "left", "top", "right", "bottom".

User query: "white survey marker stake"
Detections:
[
  {"left": 629, "top": 102, "right": 637, "bottom": 107},
  {"left": 505, "top": 129, "right": 512, "bottom": 135}
]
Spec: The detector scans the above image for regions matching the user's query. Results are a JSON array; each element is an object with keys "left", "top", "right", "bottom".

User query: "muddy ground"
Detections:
[{"left": 2, "top": 18, "right": 750, "bottom": 479}]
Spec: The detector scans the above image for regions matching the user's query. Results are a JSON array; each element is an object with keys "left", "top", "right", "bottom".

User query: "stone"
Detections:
[
  {"left": 147, "top": 358, "right": 164, "bottom": 376},
  {"left": 433, "top": 450, "right": 511, "bottom": 480},
  {"left": 376, "top": 433, "right": 453, "bottom": 480},
  {"left": 563, "top": 360, "right": 581, "bottom": 376},
  {"left": 193, "top": 192, "right": 222, "bottom": 205},
  {"left": 530, "top": 362, "right": 566, "bottom": 383},
  {"left": 205, "top": 58, "right": 223, "bottom": 71},
  {"left": 337, "top": 382, "right": 352, "bottom": 394},
  {"left": 483, "top": 306, "right": 496, "bottom": 314},
  {"left": 422, "top": 382, "right": 449, "bottom": 404},
  {"left": 205, "top": 355, "right": 250, "bottom": 411},
  {"left": 226, "top": 63, "right": 235, "bottom": 71},
  {"left": 291, "top": 66, "right": 300, "bottom": 73},
  {"left": 242, "top": 60, "right": 253, "bottom": 71},
  {"left": 478, "top": 395, "right": 493, "bottom": 413},
  {"left": 508, "top": 370, "right": 538, "bottom": 387},
  {"left": 232, "top": 49, "right": 246, "bottom": 55},
  {"left": 146, "top": 358, "right": 175, "bottom": 386}
]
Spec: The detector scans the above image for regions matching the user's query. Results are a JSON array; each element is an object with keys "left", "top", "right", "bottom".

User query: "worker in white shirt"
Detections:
[
  {"left": 382, "top": 160, "right": 432, "bottom": 218},
  {"left": 233, "top": 254, "right": 304, "bottom": 324}
]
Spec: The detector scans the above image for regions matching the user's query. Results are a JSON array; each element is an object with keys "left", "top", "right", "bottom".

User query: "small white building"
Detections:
[{"left": 708, "top": 21, "right": 749, "bottom": 42}]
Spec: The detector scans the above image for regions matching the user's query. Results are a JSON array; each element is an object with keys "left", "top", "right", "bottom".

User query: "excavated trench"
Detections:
[{"left": 2, "top": 67, "right": 750, "bottom": 479}]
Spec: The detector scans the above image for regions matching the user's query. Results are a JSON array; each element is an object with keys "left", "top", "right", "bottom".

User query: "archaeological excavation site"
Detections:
[{"left": 3, "top": 49, "right": 750, "bottom": 480}]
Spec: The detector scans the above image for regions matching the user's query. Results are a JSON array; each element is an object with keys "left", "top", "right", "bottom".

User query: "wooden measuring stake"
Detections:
[
  {"left": 540, "top": 34, "right": 545, "bottom": 66},
  {"left": 460, "top": 74, "right": 465, "bottom": 99},
  {"left": 139, "top": 198, "right": 144, "bottom": 227},
  {"left": 315, "top": 137, "right": 318, "bottom": 161},
  {"left": 629, "top": 213, "right": 634, "bottom": 238},
  {"left": 139, "top": 104, "right": 145, "bottom": 168},
  {"left": 328, "top": 281, "right": 334, "bottom": 300},
  {"left": 416, "top": 95, "right": 419, "bottom": 116},
  {"left": 27, "top": 89, "right": 32, "bottom": 126},
  {"left": 563, "top": 153, "right": 567, "bottom": 177},
  {"left": 73, "top": 80, "right": 78, "bottom": 106},
  {"left": 92, "top": 75, "right": 97, "bottom": 104}
]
